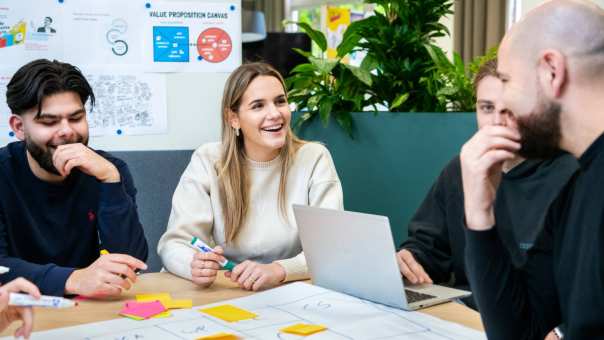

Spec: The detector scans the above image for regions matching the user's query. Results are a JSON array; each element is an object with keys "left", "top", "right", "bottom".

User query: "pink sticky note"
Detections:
[{"left": 119, "top": 300, "right": 166, "bottom": 319}]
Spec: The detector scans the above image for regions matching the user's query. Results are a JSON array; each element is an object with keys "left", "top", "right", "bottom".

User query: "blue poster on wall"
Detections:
[{"left": 152, "top": 26, "right": 189, "bottom": 62}]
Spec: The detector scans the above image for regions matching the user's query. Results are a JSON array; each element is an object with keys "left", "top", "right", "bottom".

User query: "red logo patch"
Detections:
[{"left": 88, "top": 211, "right": 96, "bottom": 222}]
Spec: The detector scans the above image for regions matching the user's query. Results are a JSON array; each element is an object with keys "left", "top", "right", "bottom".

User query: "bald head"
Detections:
[{"left": 502, "top": 0, "right": 604, "bottom": 79}]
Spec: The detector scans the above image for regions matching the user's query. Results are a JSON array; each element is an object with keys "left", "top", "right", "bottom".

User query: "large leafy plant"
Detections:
[
  {"left": 338, "top": 0, "right": 454, "bottom": 111},
  {"left": 285, "top": 21, "right": 374, "bottom": 137},
  {"left": 427, "top": 46, "right": 498, "bottom": 111}
]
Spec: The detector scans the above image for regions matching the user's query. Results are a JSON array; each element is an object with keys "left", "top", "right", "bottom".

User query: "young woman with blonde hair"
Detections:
[{"left": 158, "top": 62, "right": 343, "bottom": 291}]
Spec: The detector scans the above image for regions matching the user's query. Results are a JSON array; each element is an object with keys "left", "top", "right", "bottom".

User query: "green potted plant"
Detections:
[
  {"left": 284, "top": 21, "right": 374, "bottom": 137},
  {"left": 336, "top": 0, "right": 454, "bottom": 112},
  {"left": 284, "top": 0, "right": 495, "bottom": 244}
]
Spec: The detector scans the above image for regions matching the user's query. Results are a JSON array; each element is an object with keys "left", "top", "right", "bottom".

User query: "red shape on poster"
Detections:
[{"left": 197, "top": 27, "right": 232, "bottom": 63}]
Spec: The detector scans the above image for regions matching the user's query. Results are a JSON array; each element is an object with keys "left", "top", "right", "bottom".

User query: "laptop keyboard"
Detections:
[{"left": 405, "top": 289, "right": 436, "bottom": 304}]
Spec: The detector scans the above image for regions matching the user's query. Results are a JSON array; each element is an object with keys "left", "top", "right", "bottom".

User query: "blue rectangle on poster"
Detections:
[{"left": 152, "top": 26, "right": 189, "bottom": 62}]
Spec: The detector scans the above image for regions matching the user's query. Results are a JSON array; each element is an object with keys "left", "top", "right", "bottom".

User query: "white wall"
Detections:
[{"left": 434, "top": 13, "right": 454, "bottom": 58}]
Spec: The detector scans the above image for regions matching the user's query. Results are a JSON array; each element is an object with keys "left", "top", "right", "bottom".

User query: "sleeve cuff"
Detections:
[
  {"left": 159, "top": 245, "right": 196, "bottom": 281},
  {"left": 275, "top": 255, "right": 309, "bottom": 282},
  {"left": 44, "top": 265, "right": 75, "bottom": 296},
  {"left": 464, "top": 227, "right": 500, "bottom": 255},
  {"left": 98, "top": 182, "right": 131, "bottom": 208}
]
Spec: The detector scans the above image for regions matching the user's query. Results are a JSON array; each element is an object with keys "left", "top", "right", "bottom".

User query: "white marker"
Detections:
[
  {"left": 0, "top": 266, "right": 9, "bottom": 274},
  {"left": 9, "top": 293, "right": 77, "bottom": 308},
  {"left": 191, "top": 237, "right": 237, "bottom": 271}
]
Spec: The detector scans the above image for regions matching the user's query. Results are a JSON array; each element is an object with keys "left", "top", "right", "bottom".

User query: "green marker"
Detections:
[{"left": 190, "top": 237, "right": 237, "bottom": 271}]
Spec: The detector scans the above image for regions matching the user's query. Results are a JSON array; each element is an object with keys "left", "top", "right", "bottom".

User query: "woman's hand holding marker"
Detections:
[{"left": 189, "top": 237, "right": 238, "bottom": 287}]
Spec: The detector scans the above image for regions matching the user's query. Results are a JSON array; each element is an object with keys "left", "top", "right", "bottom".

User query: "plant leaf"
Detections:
[
  {"left": 390, "top": 93, "right": 410, "bottom": 110},
  {"left": 343, "top": 64, "right": 372, "bottom": 86},
  {"left": 319, "top": 97, "right": 335, "bottom": 126},
  {"left": 335, "top": 111, "right": 354, "bottom": 138},
  {"left": 337, "top": 33, "right": 361, "bottom": 57},
  {"left": 290, "top": 63, "right": 316, "bottom": 74},
  {"left": 309, "top": 56, "right": 338, "bottom": 75},
  {"left": 360, "top": 54, "right": 379, "bottom": 72},
  {"left": 292, "top": 47, "right": 312, "bottom": 58},
  {"left": 285, "top": 20, "right": 327, "bottom": 52}
]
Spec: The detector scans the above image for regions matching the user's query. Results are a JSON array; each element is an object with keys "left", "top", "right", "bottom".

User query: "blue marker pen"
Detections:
[{"left": 190, "top": 237, "right": 237, "bottom": 271}]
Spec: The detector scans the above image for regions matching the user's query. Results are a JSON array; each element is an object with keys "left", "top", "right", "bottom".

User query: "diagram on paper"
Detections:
[
  {"left": 16, "top": 282, "right": 485, "bottom": 340},
  {"left": 144, "top": 1, "right": 241, "bottom": 72},
  {"left": 84, "top": 72, "right": 167, "bottom": 136}
]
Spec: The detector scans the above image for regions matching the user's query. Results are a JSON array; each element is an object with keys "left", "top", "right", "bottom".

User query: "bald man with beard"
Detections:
[{"left": 460, "top": 0, "right": 604, "bottom": 339}]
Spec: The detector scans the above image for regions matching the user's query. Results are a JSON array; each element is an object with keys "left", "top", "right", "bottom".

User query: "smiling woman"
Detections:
[{"left": 158, "top": 62, "right": 344, "bottom": 293}]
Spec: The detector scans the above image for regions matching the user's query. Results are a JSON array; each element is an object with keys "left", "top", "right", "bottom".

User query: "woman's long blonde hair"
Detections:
[{"left": 217, "top": 62, "right": 305, "bottom": 243}]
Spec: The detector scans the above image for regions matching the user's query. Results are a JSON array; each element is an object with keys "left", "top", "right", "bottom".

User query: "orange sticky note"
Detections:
[
  {"left": 196, "top": 332, "right": 239, "bottom": 340},
  {"left": 281, "top": 323, "right": 327, "bottom": 336},
  {"left": 199, "top": 304, "right": 257, "bottom": 322}
]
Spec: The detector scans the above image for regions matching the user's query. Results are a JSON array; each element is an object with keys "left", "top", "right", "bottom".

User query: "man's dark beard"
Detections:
[
  {"left": 516, "top": 94, "right": 562, "bottom": 159},
  {"left": 25, "top": 135, "right": 88, "bottom": 176}
]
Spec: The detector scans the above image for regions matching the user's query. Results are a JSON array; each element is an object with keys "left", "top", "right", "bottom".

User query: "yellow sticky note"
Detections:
[
  {"left": 196, "top": 332, "right": 239, "bottom": 340},
  {"left": 119, "top": 313, "right": 145, "bottom": 321},
  {"left": 136, "top": 293, "right": 172, "bottom": 306},
  {"left": 166, "top": 299, "right": 193, "bottom": 309},
  {"left": 199, "top": 304, "right": 257, "bottom": 322},
  {"left": 151, "top": 310, "right": 172, "bottom": 318},
  {"left": 281, "top": 323, "right": 327, "bottom": 336}
]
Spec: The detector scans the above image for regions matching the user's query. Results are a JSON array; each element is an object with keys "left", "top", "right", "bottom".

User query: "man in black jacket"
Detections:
[
  {"left": 461, "top": 0, "right": 604, "bottom": 338},
  {"left": 396, "top": 59, "right": 578, "bottom": 312}
]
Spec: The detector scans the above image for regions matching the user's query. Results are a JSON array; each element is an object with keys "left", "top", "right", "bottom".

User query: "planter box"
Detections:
[{"left": 294, "top": 112, "right": 476, "bottom": 246}]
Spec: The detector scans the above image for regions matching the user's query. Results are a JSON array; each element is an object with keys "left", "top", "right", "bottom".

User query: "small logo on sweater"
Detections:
[{"left": 88, "top": 210, "right": 96, "bottom": 222}]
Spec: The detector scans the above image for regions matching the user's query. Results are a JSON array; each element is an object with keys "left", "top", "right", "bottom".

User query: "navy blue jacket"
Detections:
[{"left": 0, "top": 141, "right": 148, "bottom": 295}]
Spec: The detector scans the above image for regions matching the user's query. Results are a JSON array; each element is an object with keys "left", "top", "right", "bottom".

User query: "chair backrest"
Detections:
[{"left": 112, "top": 150, "right": 193, "bottom": 272}]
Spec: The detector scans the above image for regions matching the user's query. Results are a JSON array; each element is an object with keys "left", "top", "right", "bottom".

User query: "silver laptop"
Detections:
[{"left": 293, "top": 205, "right": 471, "bottom": 311}]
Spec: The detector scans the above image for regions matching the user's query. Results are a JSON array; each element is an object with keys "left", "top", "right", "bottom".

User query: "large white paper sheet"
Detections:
[
  {"left": 61, "top": 0, "right": 145, "bottom": 67},
  {"left": 12, "top": 282, "right": 486, "bottom": 340},
  {"left": 83, "top": 69, "right": 168, "bottom": 136},
  {"left": 143, "top": 1, "right": 242, "bottom": 72}
]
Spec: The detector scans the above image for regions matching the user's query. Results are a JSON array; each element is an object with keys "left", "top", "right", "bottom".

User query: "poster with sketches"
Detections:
[
  {"left": 143, "top": 1, "right": 242, "bottom": 72},
  {"left": 83, "top": 69, "right": 168, "bottom": 136}
]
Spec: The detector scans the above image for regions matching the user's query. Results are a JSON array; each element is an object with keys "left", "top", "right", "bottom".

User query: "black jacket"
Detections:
[{"left": 401, "top": 154, "right": 578, "bottom": 309}]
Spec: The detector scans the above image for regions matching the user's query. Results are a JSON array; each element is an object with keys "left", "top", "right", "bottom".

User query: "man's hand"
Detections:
[
  {"left": 0, "top": 277, "right": 40, "bottom": 339},
  {"left": 65, "top": 254, "right": 147, "bottom": 297},
  {"left": 190, "top": 246, "right": 226, "bottom": 288},
  {"left": 396, "top": 249, "right": 433, "bottom": 285},
  {"left": 225, "top": 261, "right": 286, "bottom": 291},
  {"left": 460, "top": 125, "right": 520, "bottom": 230},
  {"left": 52, "top": 143, "right": 120, "bottom": 182}
]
